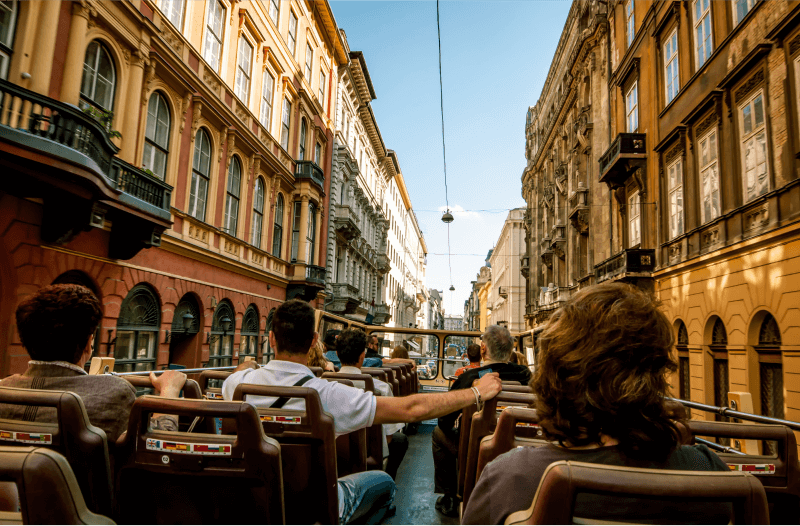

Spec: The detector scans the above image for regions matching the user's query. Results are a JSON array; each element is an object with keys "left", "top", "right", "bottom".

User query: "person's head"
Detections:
[
  {"left": 270, "top": 299, "right": 317, "bottom": 355},
  {"left": 16, "top": 284, "right": 103, "bottom": 364},
  {"left": 337, "top": 329, "right": 367, "bottom": 367},
  {"left": 532, "top": 282, "right": 679, "bottom": 459},
  {"left": 514, "top": 351, "right": 528, "bottom": 366},
  {"left": 481, "top": 325, "right": 513, "bottom": 362},
  {"left": 323, "top": 329, "right": 340, "bottom": 352},
  {"left": 391, "top": 346, "right": 409, "bottom": 359},
  {"left": 466, "top": 343, "right": 481, "bottom": 364},
  {"left": 366, "top": 334, "right": 379, "bottom": 352},
  {"left": 307, "top": 339, "right": 329, "bottom": 368}
]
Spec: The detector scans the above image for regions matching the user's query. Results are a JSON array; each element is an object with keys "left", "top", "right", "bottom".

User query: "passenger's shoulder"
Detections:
[
  {"left": 670, "top": 444, "right": 731, "bottom": 472},
  {"left": 84, "top": 374, "right": 137, "bottom": 397}
]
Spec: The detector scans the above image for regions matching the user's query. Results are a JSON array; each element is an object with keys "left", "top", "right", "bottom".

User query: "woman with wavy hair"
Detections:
[{"left": 462, "top": 282, "right": 730, "bottom": 524}]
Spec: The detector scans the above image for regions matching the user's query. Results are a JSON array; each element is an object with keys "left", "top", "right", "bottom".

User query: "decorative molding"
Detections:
[
  {"left": 188, "top": 223, "right": 209, "bottom": 244},
  {"left": 701, "top": 226, "right": 720, "bottom": 248},
  {"left": 696, "top": 111, "right": 718, "bottom": 137},
  {"left": 735, "top": 69, "right": 765, "bottom": 102},
  {"left": 141, "top": 62, "right": 156, "bottom": 106},
  {"left": 179, "top": 92, "right": 191, "bottom": 134},
  {"left": 203, "top": 69, "right": 221, "bottom": 94},
  {"left": 744, "top": 206, "right": 769, "bottom": 231},
  {"left": 224, "top": 238, "right": 241, "bottom": 257},
  {"left": 190, "top": 101, "right": 203, "bottom": 137},
  {"left": 665, "top": 143, "right": 683, "bottom": 164},
  {"left": 668, "top": 243, "right": 681, "bottom": 262}
]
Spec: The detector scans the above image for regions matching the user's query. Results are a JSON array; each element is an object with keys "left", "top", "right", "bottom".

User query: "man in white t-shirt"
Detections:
[{"left": 223, "top": 299, "right": 502, "bottom": 525}]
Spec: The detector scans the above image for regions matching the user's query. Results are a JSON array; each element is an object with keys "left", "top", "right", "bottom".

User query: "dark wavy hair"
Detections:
[
  {"left": 532, "top": 282, "right": 680, "bottom": 459},
  {"left": 272, "top": 299, "right": 316, "bottom": 355},
  {"left": 16, "top": 284, "right": 103, "bottom": 363},
  {"left": 337, "top": 329, "right": 367, "bottom": 366}
]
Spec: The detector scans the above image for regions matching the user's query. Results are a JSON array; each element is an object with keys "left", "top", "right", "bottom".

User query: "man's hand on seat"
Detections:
[
  {"left": 233, "top": 360, "right": 259, "bottom": 373},
  {"left": 472, "top": 372, "right": 502, "bottom": 400},
  {"left": 150, "top": 370, "right": 187, "bottom": 398}
]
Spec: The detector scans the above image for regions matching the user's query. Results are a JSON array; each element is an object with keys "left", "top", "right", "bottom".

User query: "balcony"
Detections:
[
  {"left": 376, "top": 254, "right": 390, "bottom": 272},
  {"left": 594, "top": 248, "right": 656, "bottom": 283},
  {"left": 550, "top": 225, "right": 566, "bottom": 258},
  {"left": 328, "top": 283, "right": 360, "bottom": 314},
  {"left": 520, "top": 256, "right": 530, "bottom": 279},
  {"left": 295, "top": 160, "right": 325, "bottom": 193},
  {"left": 0, "top": 78, "right": 172, "bottom": 259},
  {"left": 334, "top": 205, "right": 360, "bottom": 241},
  {"left": 525, "top": 303, "right": 536, "bottom": 317},
  {"left": 287, "top": 264, "right": 327, "bottom": 302},
  {"left": 305, "top": 264, "right": 326, "bottom": 285},
  {"left": 568, "top": 186, "right": 589, "bottom": 234},
  {"left": 372, "top": 303, "right": 391, "bottom": 325},
  {"left": 598, "top": 133, "right": 647, "bottom": 189}
]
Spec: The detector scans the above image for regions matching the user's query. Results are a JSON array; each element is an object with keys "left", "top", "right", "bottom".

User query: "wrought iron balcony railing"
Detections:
[
  {"left": 295, "top": 160, "right": 325, "bottom": 190},
  {"left": 598, "top": 132, "right": 647, "bottom": 188},
  {"left": 594, "top": 248, "right": 656, "bottom": 283},
  {"left": 304, "top": 264, "right": 327, "bottom": 285}
]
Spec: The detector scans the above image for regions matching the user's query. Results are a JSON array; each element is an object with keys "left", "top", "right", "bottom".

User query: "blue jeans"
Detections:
[{"left": 338, "top": 470, "right": 396, "bottom": 524}]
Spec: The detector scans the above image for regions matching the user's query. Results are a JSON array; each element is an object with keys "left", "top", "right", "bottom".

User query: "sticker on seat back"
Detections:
[
  {"left": 145, "top": 438, "right": 232, "bottom": 455},
  {"left": 0, "top": 430, "right": 52, "bottom": 444},
  {"left": 728, "top": 464, "right": 775, "bottom": 475},
  {"left": 260, "top": 415, "right": 302, "bottom": 424},
  {"left": 515, "top": 422, "right": 538, "bottom": 428},
  {"left": 205, "top": 391, "right": 223, "bottom": 400}
]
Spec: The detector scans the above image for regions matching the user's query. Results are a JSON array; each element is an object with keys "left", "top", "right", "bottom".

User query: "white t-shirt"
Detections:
[{"left": 222, "top": 360, "right": 376, "bottom": 436}]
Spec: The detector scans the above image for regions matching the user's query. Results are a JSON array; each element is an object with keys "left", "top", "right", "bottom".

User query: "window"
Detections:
[
  {"left": 0, "top": 0, "right": 18, "bottom": 79},
  {"left": 306, "top": 202, "right": 316, "bottom": 262},
  {"left": 625, "top": 0, "right": 635, "bottom": 48},
  {"left": 189, "top": 129, "right": 211, "bottom": 221},
  {"left": 288, "top": 11, "right": 298, "bottom": 57},
  {"left": 315, "top": 142, "right": 322, "bottom": 165},
  {"left": 280, "top": 97, "right": 291, "bottom": 150},
  {"left": 272, "top": 194, "right": 284, "bottom": 257},
  {"left": 305, "top": 42, "right": 313, "bottom": 80},
  {"left": 224, "top": 157, "right": 241, "bottom": 236},
  {"left": 710, "top": 318, "right": 730, "bottom": 443},
  {"left": 252, "top": 178, "right": 265, "bottom": 248},
  {"left": 628, "top": 191, "right": 641, "bottom": 247},
  {"left": 240, "top": 306, "right": 259, "bottom": 361},
  {"left": 739, "top": 91, "right": 769, "bottom": 202},
  {"left": 80, "top": 40, "right": 116, "bottom": 110},
  {"left": 299, "top": 119, "right": 307, "bottom": 160},
  {"left": 757, "top": 313, "right": 783, "bottom": 455},
  {"left": 664, "top": 30, "right": 679, "bottom": 104},
  {"left": 319, "top": 69, "right": 326, "bottom": 107},
  {"left": 115, "top": 285, "right": 160, "bottom": 373},
  {"left": 202, "top": 0, "right": 224, "bottom": 71},
  {"left": 268, "top": 0, "right": 279, "bottom": 26},
  {"left": 260, "top": 70, "right": 275, "bottom": 130},
  {"left": 734, "top": 0, "right": 756, "bottom": 26},
  {"left": 209, "top": 301, "right": 235, "bottom": 367},
  {"left": 234, "top": 35, "right": 253, "bottom": 103},
  {"left": 699, "top": 128, "right": 720, "bottom": 223},
  {"left": 693, "top": 0, "right": 712, "bottom": 68},
  {"left": 626, "top": 82, "right": 638, "bottom": 132},
  {"left": 290, "top": 201, "right": 301, "bottom": 262},
  {"left": 676, "top": 321, "right": 690, "bottom": 400},
  {"left": 142, "top": 92, "right": 171, "bottom": 180},
  {"left": 667, "top": 158, "right": 683, "bottom": 239},
  {"left": 159, "top": 0, "right": 185, "bottom": 31}
]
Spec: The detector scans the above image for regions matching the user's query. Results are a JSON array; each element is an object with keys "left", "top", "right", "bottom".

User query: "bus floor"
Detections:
[{"left": 385, "top": 424, "right": 458, "bottom": 526}]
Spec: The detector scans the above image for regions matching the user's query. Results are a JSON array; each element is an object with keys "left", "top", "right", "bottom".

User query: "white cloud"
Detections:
[{"left": 437, "top": 204, "right": 481, "bottom": 220}]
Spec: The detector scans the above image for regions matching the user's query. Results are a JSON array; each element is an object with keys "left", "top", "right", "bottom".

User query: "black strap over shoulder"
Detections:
[{"left": 269, "top": 375, "right": 314, "bottom": 409}]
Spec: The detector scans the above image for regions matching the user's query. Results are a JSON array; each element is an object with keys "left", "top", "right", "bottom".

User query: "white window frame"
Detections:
[
  {"left": 260, "top": 70, "right": 275, "bottom": 131},
  {"left": 288, "top": 11, "right": 298, "bottom": 57},
  {"left": 734, "top": 0, "right": 756, "bottom": 26},
  {"left": 699, "top": 127, "right": 720, "bottom": 224},
  {"left": 626, "top": 82, "right": 638, "bottom": 132},
  {"left": 159, "top": 0, "right": 185, "bottom": 32},
  {"left": 625, "top": 0, "right": 635, "bottom": 48},
  {"left": 268, "top": 0, "right": 279, "bottom": 27},
  {"left": 189, "top": 129, "right": 212, "bottom": 221},
  {"left": 319, "top": 68, "right": 326, "bottom": 107},
  {"left": 142, "top": 92, "right": 171, "bottom": 180},
  {"left": 224, "top": 157, "right": 242, "bottom": 236},
  {"left": 202, "top": 0, "right": 225, "bottom": 71},
  {"left": 664, "top": 29, "right": 679, "bottom": 105},
  {"left": 628, "top": 190, "right": 641, "bottom": 247},
  {"left": 234, "top": 34, "right": 253, "bottom": 104},
  {"left": 252, "top": 178, "right": 265, "bottom": 248},
  {"left": 305, "top": 42, "right": 313, "bottom": 80},
  {"left": 280, "top": 97, "right": 292, "bottom": 151},
  {"left": 667, "top": 157, "right": 683, "bottom": 239},
  {"left": 0, "top": 0, "right": 18, "bottom": 80},
  {"left": 693, "top": 0, "right": 713, "bottom": 69},
  {"left": 738, "top": 90, "right": 769, "bottom": 202}
]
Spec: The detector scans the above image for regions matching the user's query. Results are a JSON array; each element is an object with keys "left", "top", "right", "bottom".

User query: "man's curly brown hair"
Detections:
[
  {"left": 531, "top": 282, "right": 680, "bottom": 459},
  {"left": 16, "top": 284, "right": 103, "bottom": 363}
]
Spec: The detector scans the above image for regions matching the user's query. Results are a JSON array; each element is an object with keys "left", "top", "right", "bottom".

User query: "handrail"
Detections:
[
  {"left": 109, "top": 365, "right": 240, "bottom": 377},
  {"left": 669, "top": 397, "right": 800, "bottom": 431},
  {"left": 694, "top": 437, "right": 747, "bottom": 456}
]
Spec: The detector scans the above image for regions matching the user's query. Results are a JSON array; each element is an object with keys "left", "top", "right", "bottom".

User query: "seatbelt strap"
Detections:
[{"left": 270, "top": 375, "right": 313, "bottom": 409}]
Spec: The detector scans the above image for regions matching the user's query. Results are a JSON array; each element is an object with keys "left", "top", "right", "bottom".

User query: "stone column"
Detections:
[
  {"left": 60, "top": 1, "right": 94, "bottom": 105},
  {"left": 119, "top": 55, "right": 148, "bottom": 163},
  {"left": 298, "top": 195, "right": 310, "bottom": 264},
  {"left": 313, "top": 206, "right": 323, "bottom": 265},
  {"left": 30, "top": 0, "right": 61, "bottom": 95}
]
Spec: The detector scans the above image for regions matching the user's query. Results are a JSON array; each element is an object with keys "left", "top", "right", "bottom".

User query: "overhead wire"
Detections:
[{"left": 435, "top": 0, "right": 454, "bottom": 296}]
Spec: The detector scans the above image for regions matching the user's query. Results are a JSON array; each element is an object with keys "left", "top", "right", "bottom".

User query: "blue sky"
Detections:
[{"left": 329, "top": 0, "right": 572, "bottom": 315}]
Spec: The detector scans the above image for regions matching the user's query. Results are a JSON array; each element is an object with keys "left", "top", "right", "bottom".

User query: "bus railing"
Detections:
[
  {"left": 693, "top": 437, "right": 747, "bottom": 456},
  {"left": 109, "top": 366, "right": 239, "bottom": 377},
  {"left": 669, "top": 397, "right": 800, "bottom": 432}
]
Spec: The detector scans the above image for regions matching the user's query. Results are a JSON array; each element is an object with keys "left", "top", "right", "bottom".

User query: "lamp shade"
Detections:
[{"left": 441, "top": 210, "right": 454, "bottom": 223}]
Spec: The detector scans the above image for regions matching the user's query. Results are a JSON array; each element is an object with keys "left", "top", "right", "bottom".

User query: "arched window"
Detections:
[
  {"left": 80, "top": 40, "right": 116, "bottom": 111},
  {"left": 142, "top": 92, "right": 171, "bottom": 180},
  {"left": 264, "top": 308, "right": 276, "bottom": 364},
  {"left": 290, "top": 200, "right": 301, "bottom": 262},
  {"left": 252, "top": 178, "right": 265, "bottom": 248},
  {"left": 115, "top": 285, "right": 160, "bottom": 373},
  {"left": 299, "top": 118, "right": 307, "bottom": 160},
  {"left": 209, "top": 300, "right": 234, "bottom": 367},
  {"left": 272, "top": 193, "right": 284, "bottom": 257},
  {"left": 757, "top": 313, "right": 783, "bottom": 455},
  {"left": 189, "top": 129, "right": 211, "bottom": 220},
  {"left": 710, "top": 317, "right": 729, "bottom": 442},
  {"left": 240, "top": 305, "right": 259, "bottom": 361},
  {"left": 224, "top": 157, "right": 241, "bottom": 236},
  {"left": 0, "top": 0, "right": 18, "bottom": 79},
  {"left": 306, "top": 202, "right": 316, "bottom": 262},
  {"left": 676, "top": 321, "right": 689, "bottom": 400}
]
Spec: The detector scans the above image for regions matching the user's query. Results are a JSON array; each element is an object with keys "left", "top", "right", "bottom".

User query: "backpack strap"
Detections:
[{"left": 269, "top": 375, "right": 314, "bottom": 409}]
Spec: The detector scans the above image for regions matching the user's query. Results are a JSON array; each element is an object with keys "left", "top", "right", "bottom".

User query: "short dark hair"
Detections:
[
  {"left": 272, "top": 299, "right": 316, "bottom": 355},
  {"left": 466, "top": 343, "right": 481, "bottom": 363},
  {"left": 16, "top": 284, "right": 102, "bottom": 363},
  {"left": 337, "top": 329, "right": 367, "bottom": 366},
  {"left": 533, "top": 282, "right": 679, "bottom": 459},
  {"left": 323, "top": 329, "right": 340, "bottom": 351}
]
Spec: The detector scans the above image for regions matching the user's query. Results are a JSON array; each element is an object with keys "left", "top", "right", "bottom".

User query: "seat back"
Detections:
[
  {"left": 308, "top": 366, "right": 324, "bottom": 378},
  {"left": 384, "top": 365, "right": 406, "bottom": 396},
  {"left": 456, "top": 403, "right": 478, "bottom": 500},
  {"left": 197, "top": 371, "right": 232, "bottom": 400},
  {"left": 501, "top": 381, "right": 522, "bottom": 386},
  {"left": 505, "top": 461, "right": 770, "bottom": 525},
  {"left": 0, "top": 387, "right": 112, "bottom": 517},
  {"left": 232, "top": 384, "right": 338, "bottom": 525},
  {"left": 686, "top": 420, "right": 800, "bottom": 523},
  {"left": 317, "top": 378, "right": 367, "bottom": 477},
  {"left": 462, "top": 391, "right": 535, "bottom": 508},
  {"left": 0, "top": 447, "right": 114, "bottom": 524},
  {"left": 377, "top": 367, "right": 400, "bottom": 396},
  {"left": 398, "top": 364, "right": 416, "bottom": 393},
  {"left": 499, "top": 385, "right": 533, "bottom": 394},
  {"left": 124, "top": 376, "right": 202, "bottom": 399},
  {"left": 114, "top": 397, "right": 284, "bottom": 524},
  {"left": 476, "top": 407, "right": 544, "bottom": 482},
  {"left": 361, "top": 368, "right": 390, "bottom": 394}
]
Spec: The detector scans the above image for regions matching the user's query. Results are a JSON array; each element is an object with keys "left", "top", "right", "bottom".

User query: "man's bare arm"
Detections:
[{"left": 373, "top": 372, "right": 501, "bottom": 424}]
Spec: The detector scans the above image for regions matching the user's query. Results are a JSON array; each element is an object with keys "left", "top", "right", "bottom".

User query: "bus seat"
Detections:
[
  {"left": 476, "top": 407, "right": 544, "bottom": 483},
  {"left": 0, "top": 387, "right": 113, "bottom": 517},
  {"left": 308, "top": 366, "right": 324, "bottom": 378},
  {"left": 462, "top": 392, "right": 536, "bottom": 509},
  {"left": 319, "top": 378, "right": 368, "bottom": 477},
  {"left": 322, "top": 373, "right": 384, "bottom": 472},
  {"left": 499, "top": 385, "right": 533, "bottom": 394},
  {"left": 361, "top": 368, "right": 390, "bottom": 394},
  {"left": 114, "top": 397, "right": 284, "bottom": 524},
  {"left": 501, "top": 381, "right": 522, "bottom": 386},
  {"left": 377, "top": 367, "right": 401, "bottom": 396},
  {"left": 504, "top": 461, "right": 769, "bottom": 525},
  {"left": 685, "top": 420, "right": 799, "bottom": 524},
  {"left": 198, "top": 370, "right": 232, "bottom": 401},
  {"left": 0, "top": 447, "right": 114, "bottom": 524},
  {"left": 231, "top": 384, "right": 338, "bottom": 525},
  {"left": 124, "top": 376, "right": 202, "bottom": 400},
  {"left": 456, "top": 403, "right": 478, "bottom": 501},
  {"left": 400, "top": 363, "right": 418, "bottom": 393},
  {"left": 384, "top": 365, "right": 407, "bottom": 396}
]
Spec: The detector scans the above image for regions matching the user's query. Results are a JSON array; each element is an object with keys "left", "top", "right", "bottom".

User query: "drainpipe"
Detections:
[{"left": 606, "top": 12, "right": 614, "bottom": 258}]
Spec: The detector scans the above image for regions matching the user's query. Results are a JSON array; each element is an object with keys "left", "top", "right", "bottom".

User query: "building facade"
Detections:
[
  {"left": 0, "top": 0, "right": 346, "bottom": 375},
  {"left": 487, "top": 208, "right": 526, "bottom": 332}
]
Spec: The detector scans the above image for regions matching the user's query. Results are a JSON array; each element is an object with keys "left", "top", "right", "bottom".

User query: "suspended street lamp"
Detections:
[
  {"left": 449, "top": 285, "right": 455, "bottom": 291},
  {"left": 441, "top": 209, "right": 454, "bottom": 223}
]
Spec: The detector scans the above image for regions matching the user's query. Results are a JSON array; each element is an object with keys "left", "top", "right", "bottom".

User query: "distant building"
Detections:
[{"left": 487, "top": 208, "right": 526, "bottom": 332}]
